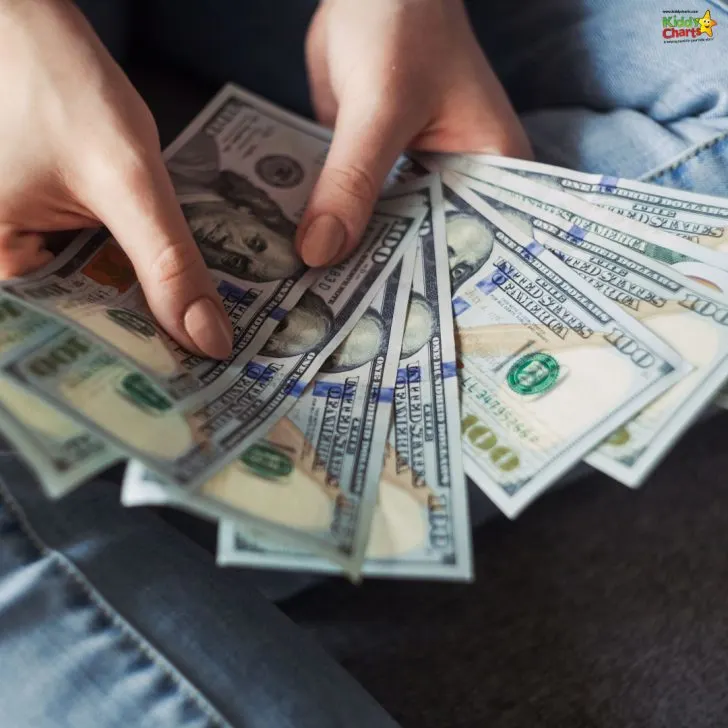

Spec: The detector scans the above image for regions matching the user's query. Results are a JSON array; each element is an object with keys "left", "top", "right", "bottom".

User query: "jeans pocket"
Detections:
[{"left": 642, "top": 131, "right": 728, "bottom": 196}]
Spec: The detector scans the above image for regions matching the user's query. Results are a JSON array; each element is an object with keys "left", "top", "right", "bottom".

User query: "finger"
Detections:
[
  {"left": 420, "top": 74, "right": 533, "bottom": 160},
  {"left": 1, "top": 208, "right": 101, "bottom": 234},
  {"left": 0, "top": 230, "right": 54, "bottom": 278},
  {"left": 87, "top": 151, "right": 233, "bottom": 359},
  {"left": 296, "top": 95, "right": 420, "bottom": 268},
  {"left": 304, "top": 6, "right": 337, "bottom": 127}
]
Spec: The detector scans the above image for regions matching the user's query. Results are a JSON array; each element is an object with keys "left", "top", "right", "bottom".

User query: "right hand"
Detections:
[{"left": 0, "top": 0, "right": 233, "bottom": 359}]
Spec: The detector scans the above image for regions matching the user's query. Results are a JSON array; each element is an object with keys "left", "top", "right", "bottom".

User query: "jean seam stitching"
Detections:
[
  {"left": 639, "top": 130, "right": 728, "bottom": 183},
  {"left": 0, "top": 475, "right": 234, "bottom": 728}
]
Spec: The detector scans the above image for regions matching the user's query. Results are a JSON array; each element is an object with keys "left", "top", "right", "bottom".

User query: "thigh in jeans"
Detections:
[
  {"left": 466, "top": 0, "right": 728, "bottom": 192},
  {"left": 0, "top": 454, "right": 401, "bottom": 728},
  {"left": 86, "top": 0, "right": 728, "bottom": 194}
]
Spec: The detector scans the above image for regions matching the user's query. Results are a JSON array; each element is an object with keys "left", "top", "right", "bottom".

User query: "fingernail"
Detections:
[
  {"left": 184, "top": 297, "right": 233, "bottom": 359},
  {"left": 300, "top": 214, "right": 347, "bottom": 267}
]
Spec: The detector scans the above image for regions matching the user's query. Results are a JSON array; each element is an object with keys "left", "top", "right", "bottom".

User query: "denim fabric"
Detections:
[
  {"left": 132, "top": 0, "right": 728, "bottom": 190},
  {"left": 4, "top": 1, "right": 728, "bottom": 725},
  {"left": 471, "top": 0, "right": 728, "bottom": 189},
  {"left": 0, "top": 469, "right": 228, "bottom": 728},
  {"left": 0, "top": 454, "right": 400, "bottom": 727},
  {"left": 641, "top": 131, "right": 728, "bottom": 195}
]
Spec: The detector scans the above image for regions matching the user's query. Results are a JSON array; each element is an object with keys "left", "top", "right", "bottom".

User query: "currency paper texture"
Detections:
[
  {"left": 452, "top": 167, "right": 728, "bottom": 486},
  {"left": 466, "top": 155, "right": 728, "bottom": 254},
  {"left": 125, "top": 245, "right": 416, "bottom": 577},
  {"left": 464, "top": 156, "right": 728, "bottom": 412},
  {"left": 0, "top": 298, "right": 118, "bottom": 497},
  {"left": 10, "top": 73, "right": 728, "bottom": 586},
  {"left": 430, "top": 154, "right": 728, "bottom": 295},
  {"left": 2, "top": 200, "right": 425, "bottom": 491},
  {"left": 218, "top": 176, "right": 473, "bottom": 580},
  {"left": 1, "top": 83, "right": 340, "bottom": 399},
  {"left": 439, "top": 173, "right": 685, "bottom": 516}
]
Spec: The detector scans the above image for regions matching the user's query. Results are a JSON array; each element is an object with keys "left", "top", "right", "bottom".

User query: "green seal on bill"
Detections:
[
  {"left": 241, "top": 442, "right": 293, "bottom": 480},
  {"left": 507, "top": 352, "right": 560, "bottom": 396},
  {"left": 119, "top": 372, "right": 173, "bottom": 413}
]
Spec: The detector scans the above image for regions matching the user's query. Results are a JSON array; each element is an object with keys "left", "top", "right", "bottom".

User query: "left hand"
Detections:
[{"left": 297, "top": 0, "right": 532, "bottom": 267}]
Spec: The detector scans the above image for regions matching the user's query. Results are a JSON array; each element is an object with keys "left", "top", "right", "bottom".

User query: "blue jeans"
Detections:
[{"left": 3, "top": 1, "right": 728, "bottom": 725}]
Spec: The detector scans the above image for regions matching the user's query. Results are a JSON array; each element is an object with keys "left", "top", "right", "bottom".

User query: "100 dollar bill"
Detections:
[
  {"left": 455, "top": 168, "right": 728, "bottom": 486},
  {"left": 0, "top": 298, "right": 118, "bottom": 497},
  {"left": 463, "top": 156, "right": 728, "bottom": 412},
  {"left": 468, "top": 154, "right": 728, "bottom": 250},
  {"left": 217, "top": 176, "right": 473, "bottom": 579},
  {"left": 431, "top": 154, "right": 728, "bottom": 295},
  {"left": 2, "top": 198, "right": 425, "bottom": 493},
  {"left": 125, "top": 245, "right": 416, "bottom": 577},
  {"left": 439, "top": 173, "right": 686, "bottom": 516},
  {"left": 1, "top": 84, "right": 344, "bottom": 399}
]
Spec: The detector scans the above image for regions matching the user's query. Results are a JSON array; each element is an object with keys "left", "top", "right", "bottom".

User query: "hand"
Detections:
[
  {"left": 297, "top": 0, "right": 533, "bottom": 267},
  {"left": 0, "top": 0, "right": 232, "bottom": 358}
]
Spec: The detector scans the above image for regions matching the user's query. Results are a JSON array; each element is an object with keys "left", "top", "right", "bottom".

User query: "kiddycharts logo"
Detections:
[{"left": 662, "top": 9, "right": 717, "bottom": 41}]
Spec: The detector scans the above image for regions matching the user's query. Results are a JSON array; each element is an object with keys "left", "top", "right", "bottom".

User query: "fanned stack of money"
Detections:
[{"left": 4, "top": 84, "right": 728, "bottom": 582}]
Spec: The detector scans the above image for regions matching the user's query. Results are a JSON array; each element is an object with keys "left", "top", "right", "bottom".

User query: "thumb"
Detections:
[
  {"left": 89, "top": 154, "right": 233, "bottom": 360},
  {"left": 297, "top": 97, "right": 419, "bottom": 267}
]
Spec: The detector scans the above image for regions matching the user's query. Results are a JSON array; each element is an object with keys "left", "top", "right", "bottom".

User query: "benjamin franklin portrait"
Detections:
[
  {"left": 322, "top": 291, "right": 436, "bottom": 373},
  {"left": 322, "top": 309, "right": 386, "bottom": 372},
  {"left": 261, "top": 291, "right": 334, "bottom": 359},
  {"left": 170, "top": 131, "right": 305, "bottom": 283},
  {"left": 258, "top": 286, "right": 436, "bottom": 370},
  {"left": 400, "top": 292, "right": 436, "bottom": 360},
  {"left": 445, "top": 211, "right": 495, "bottom": 293}
]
